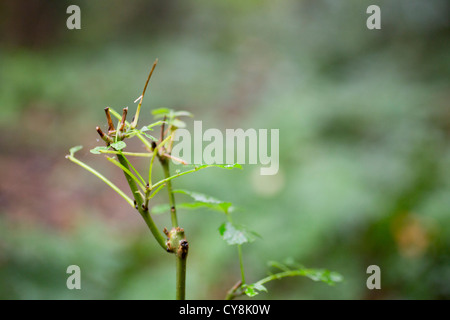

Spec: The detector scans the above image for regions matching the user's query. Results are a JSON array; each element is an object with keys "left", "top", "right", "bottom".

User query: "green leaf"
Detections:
[
  {"left": 180, "top": 201, "right": 233, "bottom": 214},
  {"left": 152, "top": 108, "right": 173, "bottom": 120},
  {"left": 244, "top": 286, "right": 257, "bottom": 297},
  {"left": 243, "top": 283, "right": 267, "bottom": 297},
  {"left": 302, "top": 269, "right": 344, "bottom": 285},
  {"left": 171, "top": 119, "right": 186, "bottom": 128},
  {"left": 218, "top": 222, "right": 259, "bottom": 245},
  {"left": 173, "top": 189, "right": 233, "bottom": 214},
  {"left": 69, "top": 145, "right": 83, "bottom": 156},
  {"left": 173, "top": 111, "right": 193, "bottom": 117},
  {"left": 174, "top": 189, "right": 223, "bottom": 205},
  {"left": 90, "top": 146, "right": 110, "bottom": 154},
  {"left": 110, "top": 141, "right": 127, "bottom": 150},
  {"left": 140, "top": 132, "right": 158, "bottom": 141},
  {"left": 152, "top": 108, "right": 193, "bottom": 123},
  {"left": 151, "top": 108, "right": 171, "bottom": 116}
]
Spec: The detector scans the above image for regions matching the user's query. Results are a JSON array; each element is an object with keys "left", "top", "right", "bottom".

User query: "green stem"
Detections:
[
  {"left": 237, "top": 245, "right": 246, "bottom": 284},
  {"left": 148, "top": 135, "right": 172, "bottom": 187},
  {"left": 225, "top": 280, "right": 243, "bottom": 300},
  {"left": 159, "top": 155, "right": 186, "bottom": 300},
  {"left": 117, "top": 154, "right": 166, "bottom": 250},
  {"left": 106, "top": 156, "right": 146, "bottom": 191},
  {"left": 227, "top": 212, "right": 246, "bottom": 285},
  {"left": 149, "top": 183, "right": 166, "bottom": 199},
  {"left": 140, "top": 210, "right": 166, "bottom": 249},
  {"left": 150, "top": 164, "right": 239, "bottom": 191},
  {"left": 151, "top": 167, "right": 198, "bottom": 190},
  {"left": 118, "top": 152, "right": 147, "bottom": 186},
  {"left": 66, "top": 155, "right": 134, "bottom": 207},
  {"left": 99, "top": 150, "right": 153, "bottom": 157},
  {"left": 176, "top": 255, "right": 187, "bottom": 300},
  {"left": 161, "top": 160, "right": 178, "bottom": 227}
]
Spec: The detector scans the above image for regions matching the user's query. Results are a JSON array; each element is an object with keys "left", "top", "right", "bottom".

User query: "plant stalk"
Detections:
[
  {"left": 161, "top": 160, "right": 179, "bottom": 227},
  {"left": 117, "top": 154, "right": 166, "bottom": 250},
  {"left": 176, "top": 254, "right": 187, "bottom": 300},
  {"left": 238, "top": 244, "right": 246, "bottom": 284},
  {"left": 159, "top": 156, "right": 187, "bottom": 300}
]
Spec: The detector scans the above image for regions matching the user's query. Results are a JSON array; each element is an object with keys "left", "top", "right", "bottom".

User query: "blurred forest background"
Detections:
[{"left": 0, "top": 0, "right": 449, "bottom": 299}]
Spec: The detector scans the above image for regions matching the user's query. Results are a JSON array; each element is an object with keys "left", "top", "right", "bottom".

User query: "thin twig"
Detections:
[
  {"left": 104, "top": 107, "right": 115, "bottom": 133},
  {"left": 131, "top": 58, "right": 158, "bottom": 129},
  {"left": 66, "top": 155, "right": 134, "bottom": 207}
]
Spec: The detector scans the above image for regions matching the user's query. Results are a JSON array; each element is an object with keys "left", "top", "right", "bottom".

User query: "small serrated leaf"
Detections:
[
  {"left": 303, "top": 269, "right": 344, "bottom": 286},
  {"left": 243, "top": 283, "right": 267, "bottom": 297},
  {"left": 244, "top": 286, "right": 258, "bottom": 297},
  {"left": 110, "top": 141, "right": 126, "bottom": 151},
  {"left": 218, "top": 222, "right": 258, "bottom": 245}
]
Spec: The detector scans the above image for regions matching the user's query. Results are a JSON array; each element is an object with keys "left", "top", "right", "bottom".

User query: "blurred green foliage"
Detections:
[{"left": 0, "top": 0, "right": 449, "bottom": 299}]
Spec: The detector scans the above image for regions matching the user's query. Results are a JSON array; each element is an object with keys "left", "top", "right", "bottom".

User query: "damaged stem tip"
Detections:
[
  {"left": 104, "top": 107, "right": 115, "bottom": 132},
  {"left": 96, "top": 126, "right": 112, "bottom": 143},
  {"left": 119, "top": 107, "right": 128, "bottom": 131},
  {"left": 96, "top": 126, "right": 105, "bottom": 137}
]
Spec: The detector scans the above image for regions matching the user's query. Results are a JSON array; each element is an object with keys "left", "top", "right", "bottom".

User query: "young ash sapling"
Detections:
[{"left": 66, "top": 59, "right": 343, "bottom": 299}]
